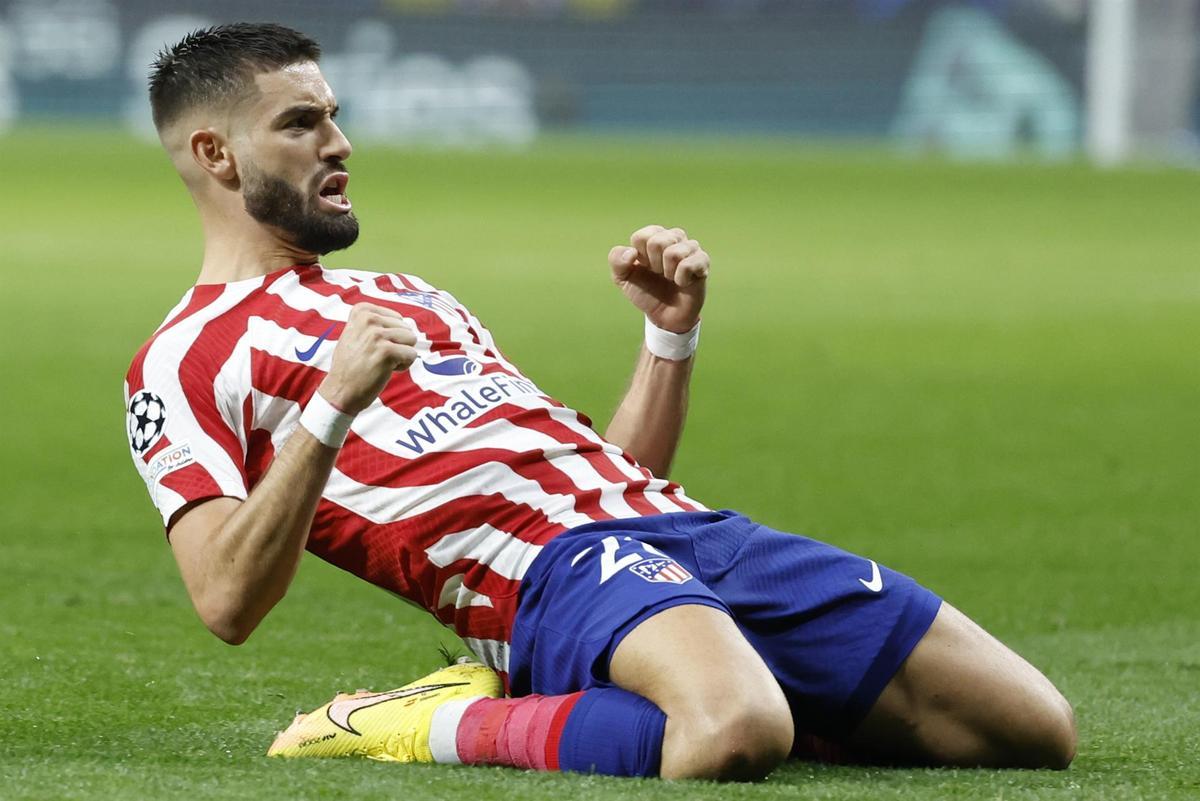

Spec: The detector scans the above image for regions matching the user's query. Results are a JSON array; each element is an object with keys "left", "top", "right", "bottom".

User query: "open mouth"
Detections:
[{"left": 316, "top": 172, "right": 352, "bottom": 212}]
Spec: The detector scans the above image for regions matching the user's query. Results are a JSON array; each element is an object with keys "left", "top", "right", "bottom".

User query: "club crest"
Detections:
[{"left": 629, "top": 556, "right": 693, "bottom": 585}]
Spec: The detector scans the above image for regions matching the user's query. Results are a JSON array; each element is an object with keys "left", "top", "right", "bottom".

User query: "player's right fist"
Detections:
[{"left": 318, "top": 303, "right": 418, "bottom": 415}]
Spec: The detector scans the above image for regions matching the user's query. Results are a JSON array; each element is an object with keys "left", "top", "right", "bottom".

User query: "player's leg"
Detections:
[
  {"left": 670, "top": 510, "right": 1075, "bottom": 769},
  {"left": 848, "top": 601, "right": 1076, "bottom": 768},
  {"left": 456, "top": 524, "right": 798, "bottom": 780},
  {"left": 436, "top": 600, "right": 793, "bottom": 780},
  {"left": 608, "top": 603, "right": 795, "bottom": 780}
]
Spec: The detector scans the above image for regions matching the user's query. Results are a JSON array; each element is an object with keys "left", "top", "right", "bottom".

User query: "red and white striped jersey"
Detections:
[{"left": 124, "top": 264, "right": 706, "bottom": 679}]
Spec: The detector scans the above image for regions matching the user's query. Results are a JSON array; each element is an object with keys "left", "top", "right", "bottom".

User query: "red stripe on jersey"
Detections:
[
  {"left": 667, "top": 488, "right": 704, "bottom": 512},
  {"left": 302, "top": 272, "right": 458, "bottom": 349},
  {"left": 335, "top": 434, "right": 618, "bottom": 527},
  {"left": 453, "top": 307, "right": 486, "bottom": 349},
  {"left": 177, "top": 354, "right": 247, "bottom": 483},
  {"left": 159, "top": 462, "right": 225, "bottom": 510},
  {"left": 244, "top": 428, "right": 276, "bottom": 490},
  {"left": 307, "top": 493, "right": 558, "bottom": 622},
  {"left": 397, "top": 274, "right": 497, "bottom": 358},
  {"left": 248, "top": 289, "right": 343, "bottom": 337},
  {"left": 168, "top": 270, "right": 301, "bottom": 478},
  {"left": 308, "top": 502, "right": 414, "bottom": 598},
  {"left": 127, "top": 265, "right": 708, "bottom": 664},
  {"left": 142, "top": 432, "right": 173, "bottom": 463},
  {"left": 391, "top": 273, "right": 497, "bottom": 356},
  {"left": 374, "top": 273, "right": 475, "bottom": 348},
  {"left": 126, "top": 284, "right": 228, "bottom": 392},
  {"left": 537, "top": 414, "right": 697, "bottom": 514},
  {"left": 250, "top": 349, "right": 327, "bottom": 405},
  {"left": 651, "top": 490, "right": 693, "bottom": 514},
  {"left": 377, "top": 371, "right": 462, "bottom": 419},
  {"left": 493, "top": 408, "right": 665, "bottom": 517}
]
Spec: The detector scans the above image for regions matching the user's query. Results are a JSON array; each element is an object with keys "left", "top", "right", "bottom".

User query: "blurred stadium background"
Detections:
[
  {"left": 1, "top": 2, "right": 1198, "bottom": 800},
  {"left": 2, "top": 0, "right": 1199, "bottom": 162}
]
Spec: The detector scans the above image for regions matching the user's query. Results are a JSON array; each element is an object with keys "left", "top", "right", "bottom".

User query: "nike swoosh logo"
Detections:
[
  {"left": 295, "top": 324, "right": 336, "bottom": 362},
  {"left": 858, "top": 559, "right": 883, "bottom": 593},
  {"left": 326, "top": 682, "right": 468, "bottom": 735}
]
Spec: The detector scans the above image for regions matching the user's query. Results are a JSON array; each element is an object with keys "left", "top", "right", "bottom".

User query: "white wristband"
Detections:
[
  {"left": 299, "top": 391, "right": 355, "bottom": 449},
  {"left": 644, "top": 317, "right": 700, "bottom": 361}
]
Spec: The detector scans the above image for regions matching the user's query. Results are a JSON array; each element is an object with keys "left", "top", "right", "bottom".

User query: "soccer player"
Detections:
[{"left": 124, "top": 23, "right": 1076, "bottom": 780}]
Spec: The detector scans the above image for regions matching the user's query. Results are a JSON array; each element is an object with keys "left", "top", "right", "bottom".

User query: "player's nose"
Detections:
[{"left": 322, "top": 120, "right": 353, "bottom": 163}]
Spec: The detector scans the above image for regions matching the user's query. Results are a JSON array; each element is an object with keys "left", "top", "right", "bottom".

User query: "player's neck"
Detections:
[{"left": 195, "top": 216, "right": 320, "bottom": 285}]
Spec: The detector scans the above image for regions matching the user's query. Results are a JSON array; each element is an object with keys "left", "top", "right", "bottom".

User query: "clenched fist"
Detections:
[
  {"left": 609, "top": 225, "right": 710, "bottom": 333},
  {"left": 318, "top": 303, "right": 418, "bottom": 414}
]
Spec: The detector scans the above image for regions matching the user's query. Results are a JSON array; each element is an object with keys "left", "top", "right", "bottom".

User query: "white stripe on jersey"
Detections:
[
  {"left": 233, "top": 314, "right": 646, "bottom": 521},
  {"left": 325, "top": 460, "right": 595, "bottom": 530},
  {"left": 128, "top": 265, "right": 711, "bottom": 663},
  {"left": 153, "top": 287, "right": 196, "bottom": 336},
  {"left": 251, "top": 390, "right": 302, "bottom": 454},
  {"left": 139, "top": 283, "right": 261, "bottom": 506},
  {"left": 153, "top": 483, "right": 188, "bottom": 519},
  {"left": 501, "top": 395, "right": 707, "bottom": 513},
  {"left": 211, "top": 328, "right": 254, "bottom": 457},
  {"left": 469, "top": 419, "right": 641, "bottom": 519},
  {"left": 436, "top": 574, "right": 496, "bottom": 610},
  {"left": 671, "top": 486, "right": 709, "bottom": 511},
  {"left": 643, "top": 478, "right": 688, "bottom": 514},
  {"left": 319, "top": 270, "right": 483, "bottom": 352},
  {"left": 264, "top": 270, "right": 356, "bottom": 317},
  {"left": 479, "top": 395, "right": 682, "bottom": 514},
  {"left": 425, "top": 524, "right": 545, "bottom": 580}
]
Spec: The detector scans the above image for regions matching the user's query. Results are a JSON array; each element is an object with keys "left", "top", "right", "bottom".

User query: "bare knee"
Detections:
[
  {"left": 970, "top": 652, "right": 1077, "bottom": 769},
  {"left": 667, "top": 696, "right": 793, "bottom": 781},
  {"left": 611, "top": 605, "right": 795, "bottom": 781},
  {"left": 853, "top": 603, "right": 1078, "bottom": 770},
  {"left": 1020, "top": 690, "right": 1076, "bottom": 769}
]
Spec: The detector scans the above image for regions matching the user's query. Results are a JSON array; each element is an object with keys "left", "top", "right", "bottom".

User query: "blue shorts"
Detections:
[{"left": 509, "top": 510, "right": 942, "bottom": 738}]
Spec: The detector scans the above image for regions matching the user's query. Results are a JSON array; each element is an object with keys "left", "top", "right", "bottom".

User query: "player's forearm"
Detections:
[
  {"left": 604, "top": 345, "right": 693, "bottom": 479},
  {"left": 201, "top": 428, "right": 337, "bottom": 643}
]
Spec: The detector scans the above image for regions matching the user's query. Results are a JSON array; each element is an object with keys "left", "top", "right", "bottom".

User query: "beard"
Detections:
[{"left": 242, "top": 164, "right": 359, "bottom": 255}]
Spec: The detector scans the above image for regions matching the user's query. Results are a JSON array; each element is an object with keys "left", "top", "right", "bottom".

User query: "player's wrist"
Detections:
[
  {"left": 644, "top": 316, "right": 700, "bottom": 361},
  {"left": 300, "top": 389, "right": 356, "bottom": 449}
]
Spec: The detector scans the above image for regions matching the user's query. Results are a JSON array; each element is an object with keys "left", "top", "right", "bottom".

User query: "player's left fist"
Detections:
[{"left": 609, "top": 225, "right": 709, "bottom": 334}]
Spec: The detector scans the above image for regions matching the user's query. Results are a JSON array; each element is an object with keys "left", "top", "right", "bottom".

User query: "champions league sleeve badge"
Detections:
[{"left": 128, "top": 390, "right": 167, "bottom": 455}]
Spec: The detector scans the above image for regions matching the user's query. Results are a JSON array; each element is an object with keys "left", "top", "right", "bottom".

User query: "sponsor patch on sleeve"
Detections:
[{"left": 145, "top": 440, "right": 195, "bottom": 495}]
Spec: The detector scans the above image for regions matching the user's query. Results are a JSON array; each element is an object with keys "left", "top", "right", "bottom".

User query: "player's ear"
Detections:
[{"left": 188, "top": 128, "right": 237, "bottom": 182}]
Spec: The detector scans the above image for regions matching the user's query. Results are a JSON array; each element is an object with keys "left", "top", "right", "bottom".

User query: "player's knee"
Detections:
[
  {"left": 676, "top": 695, "right": 793, "bottom": 781},
  {"left": 1025, "top": 691, "right": 1076, "bottom": 770},
  {"left": 976, "top": 680, "right": 1076, "bottom": 770}
]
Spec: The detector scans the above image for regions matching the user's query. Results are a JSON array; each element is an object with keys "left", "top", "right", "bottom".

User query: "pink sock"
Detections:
[{"left": 429, "top": 693, "right": 582, "bottom": 770}]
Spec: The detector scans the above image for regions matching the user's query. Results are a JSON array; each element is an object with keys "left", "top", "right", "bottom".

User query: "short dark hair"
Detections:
[{"left": 148, "top": 22, "right": 321, "bottom": 130}]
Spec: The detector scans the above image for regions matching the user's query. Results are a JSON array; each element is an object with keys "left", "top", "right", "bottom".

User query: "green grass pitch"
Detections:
[{"left": 0, "top": 128, "right": 1197, "bottom": 800}]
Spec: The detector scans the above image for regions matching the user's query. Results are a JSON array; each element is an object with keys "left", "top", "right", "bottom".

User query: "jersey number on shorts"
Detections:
[{"left": 596, "top": 536, "right": 671, "bottom": 585}]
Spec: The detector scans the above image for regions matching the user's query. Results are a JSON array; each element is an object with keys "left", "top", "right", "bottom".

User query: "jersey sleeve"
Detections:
[{"left": 124, "top": 343, "right": 249, "bottom": 530}]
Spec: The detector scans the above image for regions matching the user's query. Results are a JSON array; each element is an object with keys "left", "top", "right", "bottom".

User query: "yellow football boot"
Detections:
[{"left": 267, "top": 660, "right": 502, "bottom": 761}]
